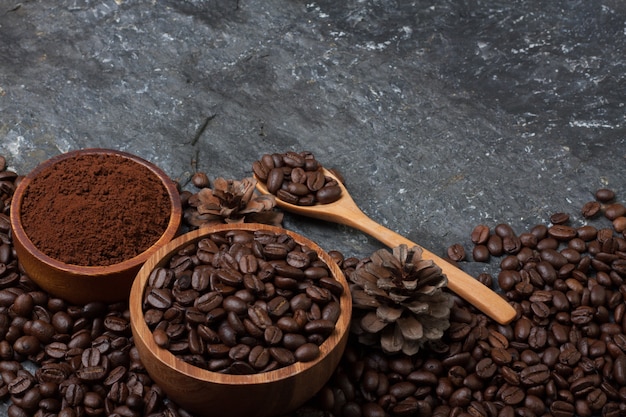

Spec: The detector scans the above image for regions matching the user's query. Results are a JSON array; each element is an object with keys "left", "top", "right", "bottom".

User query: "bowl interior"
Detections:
[{"left": 11, "top": 148, "right": 182, "bottom": 274}]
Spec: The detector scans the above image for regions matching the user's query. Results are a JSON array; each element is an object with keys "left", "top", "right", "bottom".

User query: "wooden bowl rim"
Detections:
[
  {"left": 129, "top": 222, "right": 352, "bottom": 385},
  {"left": 10, "top": 148, "right": 182, "bottom": 275}
]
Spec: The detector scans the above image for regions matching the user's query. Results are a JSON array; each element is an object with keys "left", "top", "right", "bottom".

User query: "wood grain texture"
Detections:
[
  {"left": 129, "top": 223, "right": 352, "bottom": 417},
  {"left": 10, "top": 148, "right": 182, "bottom": 305},
  {"left": 255, "top": 169, "right": 516, "bottom": 325}
]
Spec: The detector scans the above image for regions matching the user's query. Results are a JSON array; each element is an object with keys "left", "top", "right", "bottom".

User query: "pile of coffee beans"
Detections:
[
  {"left": 4, "top": 148, "right": 626, "bottom": 417},
  {"left": 142, "top": 229, "right": 344, "bottom": 374},
  {"left": 252, "top": 152, "right": 343, "bottom": 206},
  {"left": 293, "top": 188, "right": 626, "bottom": 417}
]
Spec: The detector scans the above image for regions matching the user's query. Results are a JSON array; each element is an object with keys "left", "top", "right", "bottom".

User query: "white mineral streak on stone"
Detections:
[{"left": 569, "top": 120, "right": 616, "bottom": 129}]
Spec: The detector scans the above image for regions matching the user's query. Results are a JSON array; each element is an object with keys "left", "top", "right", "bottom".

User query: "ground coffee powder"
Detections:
[{"left": 20, "top": 153, "right": 171, "bottom": 266}]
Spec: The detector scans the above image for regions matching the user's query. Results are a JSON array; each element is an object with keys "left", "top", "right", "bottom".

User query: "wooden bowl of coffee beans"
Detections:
[
  {"left": 10, "top": 148, "right": 182, "bottom": 305},
  {"left": 129, "top": 223, "right": 352, "bottom": 417}
]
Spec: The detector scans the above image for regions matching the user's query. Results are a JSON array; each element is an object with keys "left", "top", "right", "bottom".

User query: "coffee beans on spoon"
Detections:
[{"left": 252, "top": 151, "right": 343, "bottom": 205}]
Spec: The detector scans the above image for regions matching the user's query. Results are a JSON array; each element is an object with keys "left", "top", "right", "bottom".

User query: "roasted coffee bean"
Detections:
[
  {"left": 146, "top": 288, "right": 172, "bottom": 310},
  {"left": 494, "top": 223, "right": 516, "bottom": 239},
  {"left": 306, "top": 285, "right": 332, "bottom": 303},
  {"left": 604, "top": 203, "right": 626, "bottom": 220},
  {"left": 519, "top": 364, "right": 550, "bottom": 385},
  {"left": 269, "top": 347, "right": 295, "bottom": 366},
  {"left": 76, "top": 365, "right": 107, "bottom": 382},
  {"left": 548, "top": 224, "right": 577, "bottom": 240},
  {"left": 594, "top": 188, "right": 615, "bottom": 202},
  {"left": 194, "top": 291, "right": 223, "bottom": 313},
  {"left": 322, "top": 301, "right": 341, "bottom": 323},
  {"left": 550, "top": 212, "right": 570, "bottom": 225},
  {"left": 282, "top": 333, "right": 306, "bottom": 350},
  {"left": 316, "top": 185, "right": 342, "bottom": 204},
  {"left": 266, "top": 168, "right": 285, "bottom": 195},
  {"left": 540, "top": 248, "right": 568, "bottom": 268},
  {"left": 550, "top": 400, "right": 575, "bottom": 417},
  {"left": 12, "top": 293, "right": 34, "bottom": 317},
  {"left": 264, "top": 325, "right": 283, "bottom": 346},
  {"left": 294, "top": 343, "right": 320, "bottom": 362},
  {"left": 613, "top": 354, "right": 626, "bottom": 385},
  {"left": 13, "top": 335, "right": 41, "bottom": 356},
  {"left": 304, "top": 319, "right": 335, "bottom": 336},
  {"left": 190, "top": 171, "right": 210, "bottom": 188},
  {"left": 486, "top": 234, "right": 503, "bottom": 256},
  {"left": 447, "top": 244, "right": 466, "bottom": 261},
  {"left": 8, "top": 373, "right": 33, "bottom": 395},
  {"left": 581, "top": 200, "right": 601, "bottom": 218},
  {"left": 499, "top": 384, "right": 524, "bottom": 405},
  {"left": 306, "top": 170, "right": 326, "bottom": 192},
  {"left": 153, "top": 328, "right": 169, "bottom": 348},
  {"left": 472, "top": 245, "right": 490, "bottom": 262},
  {"left": 23, "top": 319, "right": 55, "bottom": 344},
  {"left": 470, "top": 224, "right": 490, "bottom": 245},
  {"left": 475, "top": 357, "right": 497, "bottom": 379},
  {"left": 245, "top": 345, "right": 269, "bottom": 369}
]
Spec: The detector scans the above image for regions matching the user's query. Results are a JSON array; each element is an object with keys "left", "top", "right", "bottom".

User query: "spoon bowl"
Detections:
[{"left": 255, "top": 169, "right": 516, "bottom": 325}]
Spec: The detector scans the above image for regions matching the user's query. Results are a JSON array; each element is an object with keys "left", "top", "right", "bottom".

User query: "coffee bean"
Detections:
[
  {"left": 13, "top": 335, "right": 40, "bottom": 356},
  {"left": 550, "top": 400, "right": 576, "bottom": 417},
  {"left": 316, "top": 185, "right": 342, "bottom": 204},
  {"left": 613, "top": 354, "right": 626, "bottom": 385},
  {"left": 472, "top": 245, "right": 490, "bottom": 262},
  {"left": 294, "top": 343, "right": 320, "bottom": 362},
  {"left": 269, "top": 347, "right": 295, "bottom": 366},
  {"left": 306, "top": 170, "right": 326, "bottom": 192},
  {"left": 499, "top": 384, "right": 525, "bottom": 405},
  {"left": 266, "top": 168, "right": 284, "bottom": 195},
  {"left": 470, "top": 225, "right": 490, "bottom": 245},
  {"left": 12, "top": 293, "right": 34, "bottom": 317},
  {"left": 304, "top": 319, "right": 335, "bottom": 336},
  {"left": 604, "top": 203, "right": 626, "bottom": 220},
  {"left": 550, "top": 212, "right": 570, "bottom": 225},
  {"left": 306, "top": 285, "right": 332, "bottom": 303},
  {"left": 548, "top": 224, "right": 577, "bottom": 240},
  {"left": 486, "top": 235, "right": 503, "bottom": 256},
  {"left": 519, "top": 364, "right": 550, "bottom": 385},
  {"left": 594, "top": 188, "right": 615, "bottom": 202},
  {"left": 23, "top": 319, "right": 55, "bottom": 344},
  {"left": 76, "top": 366, "right": 107, "bottom": 382},
  {"left": 152, "top": 329, "right": 169, "bottom": 348},
  {"left": 146, "top": 288, "right": 172, "bottom": 310},
  {"left": 447, "top": 244, "right": 466, "bottom": 261}
]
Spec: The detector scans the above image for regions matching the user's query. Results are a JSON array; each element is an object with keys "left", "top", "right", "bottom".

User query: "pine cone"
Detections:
[
  {"left": 349, "top": 244, "right": 453, "bottom": 355},
  {"left": 184, "top": 177, "right": 283, "bottom": 228}
]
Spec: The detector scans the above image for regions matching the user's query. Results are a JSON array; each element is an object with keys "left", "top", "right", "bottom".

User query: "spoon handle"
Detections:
[{"left": 337, "top": 206, "right": 516, "bottom": 325}]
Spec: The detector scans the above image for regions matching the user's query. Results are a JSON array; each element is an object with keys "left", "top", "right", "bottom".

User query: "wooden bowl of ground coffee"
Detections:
[
  {"left": 129, "top": 223, "right": 352, "bottom": 417},
  {"left": 10, "top": 148, "right": 182, "bottom": 305}
]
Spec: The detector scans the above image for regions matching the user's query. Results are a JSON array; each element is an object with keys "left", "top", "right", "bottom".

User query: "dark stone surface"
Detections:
[
  {"left": 1, "top": 0, "right": 625, "bottom": 264},
  {"left": 1, "top": 0, "right": 625, "bottom": 415}
]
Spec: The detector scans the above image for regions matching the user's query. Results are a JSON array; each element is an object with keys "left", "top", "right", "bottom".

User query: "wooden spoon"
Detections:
[{"left": 255, "top": 169, "right": 516, "bottom": 325}]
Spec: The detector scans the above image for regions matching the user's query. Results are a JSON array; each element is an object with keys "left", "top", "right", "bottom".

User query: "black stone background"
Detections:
[{"left": 0, "top": 0, "right": 625, "bottom": 413}]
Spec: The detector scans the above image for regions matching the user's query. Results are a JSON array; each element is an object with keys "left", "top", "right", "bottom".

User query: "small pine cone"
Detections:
[
  {"left": 349, "top": 244, "right": 453, "bottom": 355},
  {"left": 184, "top": 177, "right": 283, "bottom": 228}
]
